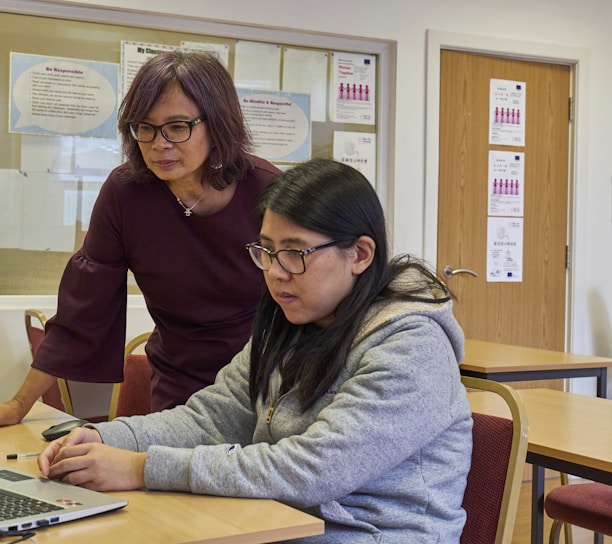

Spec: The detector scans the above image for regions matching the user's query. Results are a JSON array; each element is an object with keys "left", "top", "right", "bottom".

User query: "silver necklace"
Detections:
[{"left": 176, "top": 189, "right": 207, "bottom": 216}]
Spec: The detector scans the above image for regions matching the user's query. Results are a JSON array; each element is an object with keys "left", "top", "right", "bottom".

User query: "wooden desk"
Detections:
[
  {"left": 0, "top": 402, "right": 324, "bottom": 544},
  {"left": 461, "top": 339, "right": 612, "bottom": 397},
  {"left": 468, "top": 388, "right": 612, "bottom": 544}
]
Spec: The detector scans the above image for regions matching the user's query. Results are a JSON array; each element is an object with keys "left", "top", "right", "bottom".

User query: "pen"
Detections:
[{"left": 6, "top": 452, "right": 40, "bottom": 459}]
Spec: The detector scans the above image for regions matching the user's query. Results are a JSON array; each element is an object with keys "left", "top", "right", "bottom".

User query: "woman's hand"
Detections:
[
  {"left": 39, "top": 427, "right": 102, "bottom": 476},
  {"left": 39, "top": 427, "right": 146, "bottom": 491}
]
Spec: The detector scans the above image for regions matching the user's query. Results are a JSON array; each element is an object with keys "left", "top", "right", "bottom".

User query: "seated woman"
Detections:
[{"left": 40, "top": 158, "right": 473, "bottom": 543}]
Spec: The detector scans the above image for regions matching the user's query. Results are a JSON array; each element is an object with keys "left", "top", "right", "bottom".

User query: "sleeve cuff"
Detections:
[{"left": 144, "top": 446, "right": 193, "bottom": 492}]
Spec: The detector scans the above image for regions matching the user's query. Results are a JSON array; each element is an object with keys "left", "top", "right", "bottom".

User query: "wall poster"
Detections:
[
  {"left": 486, "top": 216, "right": 523, "bottom": 282},
  {"left": 488, "top": 150, "right": 524, "bottom": 217},
  {"left": 489, "top": 78, "right": 526, "bottom": 146}
]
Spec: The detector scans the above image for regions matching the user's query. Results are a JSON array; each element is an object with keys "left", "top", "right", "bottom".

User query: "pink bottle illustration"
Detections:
[
  {"left": 494, "top": 107, "right": 500, "bottom": 123},
  {"left": 338, "top": 83, "right": 344, "bottom": 100},
  {"left": 365, "top": 85, "right": 370, "bottom": 101},
  {"left": 493, "top": 179, "right": 498, "bottom": 195}
]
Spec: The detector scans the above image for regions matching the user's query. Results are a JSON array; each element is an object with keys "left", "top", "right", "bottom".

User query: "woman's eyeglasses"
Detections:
[
  {"left": 245, "top": 240, "right": 340, "bottom": 275},
  {"left": 128, "top": 116, "right": 204, "bottom": 143}
]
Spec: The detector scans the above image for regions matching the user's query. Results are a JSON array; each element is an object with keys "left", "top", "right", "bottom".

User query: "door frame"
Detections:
[{"left": 423, "top": 29, "right": 590, "bottom": 354}]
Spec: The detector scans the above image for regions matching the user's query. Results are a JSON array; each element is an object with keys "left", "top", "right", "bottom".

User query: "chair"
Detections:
[
  {"left": 544, "top": 481, "right": 612, "bottom": 544},
  {"left": 460, "top": 376, "right": 529, "bottom": 544},
  {"left": 108, "top": 332, "right": 153, "bottom": 420},
  {"left": 24, "top": 309, "right": 74, "bottom": 415}
]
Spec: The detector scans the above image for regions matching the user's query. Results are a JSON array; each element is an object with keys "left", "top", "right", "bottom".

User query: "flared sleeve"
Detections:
[
  {"left": 33, "top": 251, "right": 128, "bottom": 382},
  {"left": 32, "top": 168, "right": 130, "bottom": 383}
]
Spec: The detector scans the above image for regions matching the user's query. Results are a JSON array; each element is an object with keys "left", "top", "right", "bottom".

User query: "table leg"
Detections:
[
  {"left": 531, "top": 464, "right": 545, "bottom": 544},
  {"left": 596, "top": 368, "right": 607, "bottom": 398}
]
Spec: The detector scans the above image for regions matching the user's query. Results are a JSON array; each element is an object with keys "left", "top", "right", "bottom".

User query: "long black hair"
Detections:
[{"left": 249, "top": 158, "right": 450, "bottom": 410}]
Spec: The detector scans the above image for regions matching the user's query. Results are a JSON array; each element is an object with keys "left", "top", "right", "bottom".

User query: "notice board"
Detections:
[{"left": 0, "top": 3, "right": 394, "bottom": 294}]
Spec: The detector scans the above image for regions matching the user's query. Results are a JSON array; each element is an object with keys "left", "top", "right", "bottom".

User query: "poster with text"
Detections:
[
  {"left": 333, "top": 131, "right": 376, "bottom": 186},
  {"left": 9, "top": 53, "right": 118, "bottom": 138},
  {"left": 330, "top": 52, "right": 375, "bottom": 125},
  {"left": 489, "top": 78, "right": 526, "bottom": 146},
  {"left": 486, "top": 216, "right": 524, "bottom": 282},
  {"left": 237, "top": 89, "right": 310, "bottom": 163},
  {"left": 120, "top": 42, "right": 181, "bottom": 100},
  {"left": 488, "top": 151, "right": 524, "bottom": 216}
]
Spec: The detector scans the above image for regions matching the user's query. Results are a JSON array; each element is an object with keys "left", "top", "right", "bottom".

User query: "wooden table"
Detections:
[
  {"left": 0, "top": 402, "right": 324, "bottom": 543},
  {"left": 468, "top": 388, "right": 612, "bottom": 544},
  {"left": 461, "top": 339, "right": 612, "bottom": 397}
]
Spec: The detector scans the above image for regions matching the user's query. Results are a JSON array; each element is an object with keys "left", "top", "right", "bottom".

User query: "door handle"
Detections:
[{"left": 443, "top": 265, "right": 478, "bottom": 279}]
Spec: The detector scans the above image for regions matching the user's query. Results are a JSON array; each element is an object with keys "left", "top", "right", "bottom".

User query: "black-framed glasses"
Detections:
[
  {"left": 245, "top": 240, "right": 340, "bottom": 275},
  {"left": 128, "top": 116, "right": 204, "bottom": 143}
]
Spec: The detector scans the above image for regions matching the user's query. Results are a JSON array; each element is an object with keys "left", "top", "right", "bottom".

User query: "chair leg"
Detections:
[
  {"left": 559, "top": 473, "right": 573, "bottom": 544},
  {"left": 549, "top": 519, "right": 563, "bottom": 544},
  {"left": 594, "top": 532, "right": 603, "bottom": 544}
]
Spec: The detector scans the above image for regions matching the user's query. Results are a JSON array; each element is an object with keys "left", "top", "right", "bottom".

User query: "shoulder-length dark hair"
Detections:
[
  {"left": 118, "top": 50, "right": 253, "bottom": 189},
  {"left": 249, "top": 158, "right": 451, "bottom": 411}
]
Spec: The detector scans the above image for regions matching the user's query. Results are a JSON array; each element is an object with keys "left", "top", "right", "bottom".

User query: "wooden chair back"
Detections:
[
  {"left": 460, "top": 376, "right": 529, "bottom": 544},
  {"left": 24, "top": 308, "right": 74, "bottom": 415}
]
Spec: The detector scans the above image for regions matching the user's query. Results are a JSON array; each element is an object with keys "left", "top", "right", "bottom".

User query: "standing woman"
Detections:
[
  {"left": 41, "top": 159, "right": 473, "bottom": 543},
  {"left": 0, "top": 51, "right": 280, "bottom": 425}
]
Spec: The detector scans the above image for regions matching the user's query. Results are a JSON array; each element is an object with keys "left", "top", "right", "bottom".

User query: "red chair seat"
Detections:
[{"left": 544, "top": 482, "right": 612, "bottom": 536}]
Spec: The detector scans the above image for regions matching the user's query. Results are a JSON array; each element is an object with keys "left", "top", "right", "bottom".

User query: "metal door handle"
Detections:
[{"left": 443, "top": 266, "right": 478, "bottom": 279}]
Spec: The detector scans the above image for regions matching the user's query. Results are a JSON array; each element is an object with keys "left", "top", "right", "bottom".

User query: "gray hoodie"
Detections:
[{"left": 96, "top": 291, "right": 472, "bottom": 543}]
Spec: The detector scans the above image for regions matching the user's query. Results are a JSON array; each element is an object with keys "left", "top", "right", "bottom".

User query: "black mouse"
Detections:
[{"left": 41, "top": 419, "right": 90, "bottom": 441}]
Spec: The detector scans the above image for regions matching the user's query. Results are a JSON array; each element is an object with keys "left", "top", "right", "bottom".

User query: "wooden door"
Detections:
[{"left": 437, "top": 50, "right": 571, "bottom": 388}]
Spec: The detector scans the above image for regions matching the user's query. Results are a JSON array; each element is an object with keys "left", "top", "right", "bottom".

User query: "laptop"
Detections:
[{"left": 0, "top": 465, "right": 127, "bottom": 532}]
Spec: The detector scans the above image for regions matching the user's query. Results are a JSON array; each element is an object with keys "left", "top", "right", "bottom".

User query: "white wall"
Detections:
[{"left": 3, "top": 0, "right": 612, "bottom": 398}]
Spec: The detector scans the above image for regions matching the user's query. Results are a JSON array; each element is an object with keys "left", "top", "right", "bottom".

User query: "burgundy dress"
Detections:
[{"left": 33, "top": 156, "right": 280, "bottom": 411}]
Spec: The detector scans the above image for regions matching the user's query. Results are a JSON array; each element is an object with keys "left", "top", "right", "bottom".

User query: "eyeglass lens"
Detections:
[
  {"left": 130, "top": 121, "right": 193, "bottom": 143},
  {"left": 249, "top": 247, "right": 305, "bottom": 274}
]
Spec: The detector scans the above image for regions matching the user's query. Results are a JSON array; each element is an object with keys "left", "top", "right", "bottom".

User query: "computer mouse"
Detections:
[{"left": 41, "top": 419, "right": 90, "bottom": 441}]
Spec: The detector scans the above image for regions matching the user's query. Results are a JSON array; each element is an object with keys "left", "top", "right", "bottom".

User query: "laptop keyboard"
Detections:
[{"left": 0, "top": 489, "right": 63, "bottom": 521}]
